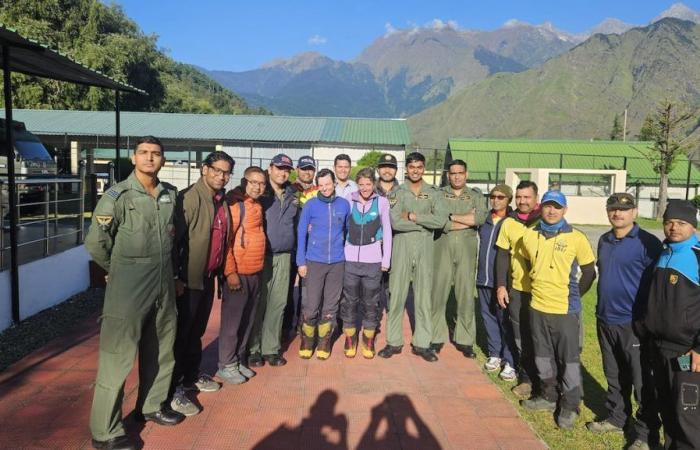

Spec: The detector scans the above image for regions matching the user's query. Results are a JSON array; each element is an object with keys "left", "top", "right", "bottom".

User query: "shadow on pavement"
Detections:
[{"left": 252, "top": 389, "right": 348, "bottom": 450}]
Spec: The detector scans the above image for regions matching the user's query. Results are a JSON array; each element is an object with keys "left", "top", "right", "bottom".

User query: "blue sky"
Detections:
[{"left": 113, "top": 0, "right": 700, "bottom": 72}]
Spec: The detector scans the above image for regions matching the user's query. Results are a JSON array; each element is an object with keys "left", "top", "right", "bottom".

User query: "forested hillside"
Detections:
[{"left": 0, "top": 0, "right": 266, "bottom": 114}]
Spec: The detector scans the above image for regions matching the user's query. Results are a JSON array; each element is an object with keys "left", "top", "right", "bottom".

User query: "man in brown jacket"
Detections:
[{"left": 171, "top": 151, "right": 234, "bottom": 416}]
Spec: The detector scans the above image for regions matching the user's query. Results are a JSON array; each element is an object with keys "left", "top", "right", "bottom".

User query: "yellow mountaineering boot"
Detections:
[
  {"left": 316, "top": 321, "right": 333, "bottom": 360},
  {"left": 343, "top": 327, "right": 358, "bottom": 358},
  {"left": 361, "top": 329, "right": 376, "bottom": 359},
  {"left": 299, "top": 323, "right": 315, "bottom": 359}
]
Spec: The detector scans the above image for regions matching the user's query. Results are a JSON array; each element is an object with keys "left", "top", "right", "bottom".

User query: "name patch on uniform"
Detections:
[
  {"left": 95, "top": 215, "right": 113, "bottom": 230},
  {"left": 417, "top": 193, "right": 430, "bottom": 200},
  {"left": 159, "top": 195, "right": 172, "bottom": 203}
]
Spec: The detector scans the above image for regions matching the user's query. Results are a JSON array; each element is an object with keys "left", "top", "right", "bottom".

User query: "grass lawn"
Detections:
[
  {"left": 472, "top": 284, "right": 650, "bottom": 450},
  {"left": 635, "top": 217, "right": 663, "bottom": 230}
]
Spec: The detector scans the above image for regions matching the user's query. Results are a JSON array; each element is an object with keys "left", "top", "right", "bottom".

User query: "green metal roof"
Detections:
[
  {"left": 1, "top": 109, "right": 410, "bottom": 146},
  {"left": 448, "top": 138, "right": 700, "bottom": 185}
]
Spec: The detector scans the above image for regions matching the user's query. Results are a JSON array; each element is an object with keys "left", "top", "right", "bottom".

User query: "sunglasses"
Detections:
[
  {"left": 490, "top": 195, "right": 508, "bottom": 200},
  {"left": 607, "top": 196, "right": 633, "bottom": 205}
]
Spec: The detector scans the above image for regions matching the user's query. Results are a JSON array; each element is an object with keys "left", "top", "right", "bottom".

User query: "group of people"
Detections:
[{"left": 84, "top": 135, "right": 699, "bottom": 450}]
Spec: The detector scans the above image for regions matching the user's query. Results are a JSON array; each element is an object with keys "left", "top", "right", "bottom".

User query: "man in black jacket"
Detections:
[{"left": 644, "top": 200, "right": 700, "bottom": 449}]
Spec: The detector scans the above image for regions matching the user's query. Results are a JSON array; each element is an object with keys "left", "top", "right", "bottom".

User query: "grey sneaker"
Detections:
[
  {"left": 216, "top": 365, "right": 247, "bottom": 385},
  {"left": 556, "top": 409, "right": 579, "bottom": 429},
  {"left": 626, "top": 439, "right": 650, "bottom": 450},
  {"left": 188, "top": 374, "right": 221, "bottom": 393},
  {"left": 521, "top": 396, "right": 557, "bottom": 412},
  {"left": 586, "top": 420, "right": 624, "bottom": 434},
  {"left": 170, "top": 387, "right": 201, "bottom": 416},
  {"left": 238, "top": 363, "right": 256, "bottom": 379},
  {"left": 484, "top": 357, "right": 502, "bottom": 372}
]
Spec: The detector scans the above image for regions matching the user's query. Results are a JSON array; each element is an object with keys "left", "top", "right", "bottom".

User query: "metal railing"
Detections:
[{"left": 0, "top": 165, "right": 85, "bottom": 271}]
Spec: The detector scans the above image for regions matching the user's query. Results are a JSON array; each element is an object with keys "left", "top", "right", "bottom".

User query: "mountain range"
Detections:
[
  {"left": 203, "top": 3, "right": 700, "bottom": 121},
  {"left": 408, "top": 17, "right": 700, "bottom": 147}
]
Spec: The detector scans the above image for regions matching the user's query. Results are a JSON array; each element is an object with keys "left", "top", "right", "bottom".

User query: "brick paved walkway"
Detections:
[{"left": 0, "top": 298, "right": 546, "bottom": 450}]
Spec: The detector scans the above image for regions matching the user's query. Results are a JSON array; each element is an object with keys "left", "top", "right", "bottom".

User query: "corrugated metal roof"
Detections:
[
  {"left": 1, "top": 109, "right": 410, "bottom": 146},
  {"left": 0, "top": 24, "right": 144, "bottom": 94},
  {"left": 448, "top": 138, "right": 700, "bottom": 184}
]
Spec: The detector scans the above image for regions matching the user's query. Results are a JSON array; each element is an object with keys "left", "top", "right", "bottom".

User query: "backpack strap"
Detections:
[{"left": 238, "top": 200, "right": 246, "bottom": 249}]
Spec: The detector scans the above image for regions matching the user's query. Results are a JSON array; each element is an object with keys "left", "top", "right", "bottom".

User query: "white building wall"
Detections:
[{"left": 0, "top": 245, "right": 90, "bottom": 332}]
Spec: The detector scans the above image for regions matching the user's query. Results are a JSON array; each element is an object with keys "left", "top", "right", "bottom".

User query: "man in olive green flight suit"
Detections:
[
  {"left": 379, "top": 152, "right": 447, "bottom": 362},
  {"left": 431, "top": 159, "right": 487, "bottom": 358},
  {"left": 86, "top": 136, "right": 183, "bottom": 450}
]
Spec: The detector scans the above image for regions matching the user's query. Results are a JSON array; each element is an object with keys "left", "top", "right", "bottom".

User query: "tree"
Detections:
[
  {"left": 350, "top": 150, "right": 383, "bottom": 179},
  {"left": 610, "top": 114, "right": 623, "bottom": 140},
  {"left": 638, "top": 101, "right": 693, "bottom": 219},
  {"left": 637, "top": 114, "right": 655, "bottom": 141}
]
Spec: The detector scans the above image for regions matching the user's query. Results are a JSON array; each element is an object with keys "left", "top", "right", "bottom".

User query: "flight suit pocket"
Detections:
[{"left": 98, "top": 315, "right": 132, "bottom": 354}]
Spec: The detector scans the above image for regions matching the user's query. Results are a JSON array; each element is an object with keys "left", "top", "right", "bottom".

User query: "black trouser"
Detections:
[
  {"left": 171, "top": 276, "right": 216, "bottom": 391},
  {"left": 302, "top": 261, "right": 344, "bottom": 325},
  {"left": 340, "top": 261, "right": 382, "bottom": 330},
  {"left": 218, "top": 274, "right": 261, "bottom": 369},
  {"left": 531, "top": 309, "right": 581, "bottom": 411},
  {"left": 506, "top": 289, "right": 537, "bottom": 384},
  {"left": 597, "top": 321, "right": 659, "bottom": 442},
  {"left": 651, "top": 342, "right": 700, "bottom": 449}
]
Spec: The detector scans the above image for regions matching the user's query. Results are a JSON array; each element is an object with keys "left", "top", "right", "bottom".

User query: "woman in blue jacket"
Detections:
[
  {"left": 296, "top": 169, "right": 350, "bottom": 360},
  {"left": 477, "top": 184, "right": 517, "bottom": 381}
]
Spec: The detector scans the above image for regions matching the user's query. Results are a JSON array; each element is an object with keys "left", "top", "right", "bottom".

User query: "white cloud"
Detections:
[
  {"left": 384, "top": 22, "right": 398, "bottom": 37},
  {"left": 308, "top": 34, "right": 327, "bottom": 45},
  {"left": 503, "top": 18, "right": 530, "bottom": 28},
  {"left": 426, "top": 19, "right": 459, "bottom": 30}
]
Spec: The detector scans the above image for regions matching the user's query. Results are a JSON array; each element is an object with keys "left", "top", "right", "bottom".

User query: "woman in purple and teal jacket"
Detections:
[{"left": 340, "top": 168, "right": 392, "bottom": 359}]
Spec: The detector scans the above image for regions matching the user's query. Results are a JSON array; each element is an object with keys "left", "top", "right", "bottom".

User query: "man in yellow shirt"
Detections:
[
  {"left": 495, "top": 180, "right": 540, "bottom": 398},
  {"left": 519, "top": 190, "right": 596, "bottom": 430}
]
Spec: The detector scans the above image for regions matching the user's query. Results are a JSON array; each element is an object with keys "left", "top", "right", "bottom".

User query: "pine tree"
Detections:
[
  {"left": 637, "top": 114, "right": 656, "bottom": 141},
  {"left": 638, "top": 101, "right": 692, "bottom": 219},
  {"left": 610, "top": 114, "right": 623, "bottom": 140}
]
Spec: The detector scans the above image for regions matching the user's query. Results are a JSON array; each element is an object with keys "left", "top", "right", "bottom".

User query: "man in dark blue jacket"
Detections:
[
  {"left": 248, "top": 154, "right": 299, "bottom": 368},
  {"left": 477, "top": 184, "right": 517, "bottom": 381},
  {"left": 645, "top": 200, "right": 700, "bottom": 449},
  {"left": 586, "top": 193, "right": 662, "bottom": 450},
  {"left": 296, "top": 169, "right": 350, "bottom": 360}
]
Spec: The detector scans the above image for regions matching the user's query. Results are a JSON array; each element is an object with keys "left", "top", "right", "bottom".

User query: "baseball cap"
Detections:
[
  {"left": 606, "top": 193, "right": 636, "bottom": 210},
  {"left": 297, "top": 156, "right": 316, "bottom": 169},
  {"left": 377, "top": 153, "right": 398, "bottom": 168},
  {"left": 540, "top": 190, "right": 567, "bottom": 207},
  {"left": 271, "top": 153, "right": 294, "bottom": 169}
]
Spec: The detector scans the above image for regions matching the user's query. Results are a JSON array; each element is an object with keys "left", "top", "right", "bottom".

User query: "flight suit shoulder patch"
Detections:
[
  {"left": 105, "top": 185, "right": 126, "bottom": 201},
  {"left": 95, "top": 215, "right": 114, "bottom": 231},
  {"left": 470, "top": 186, "right": 483, "bottom": 195}
]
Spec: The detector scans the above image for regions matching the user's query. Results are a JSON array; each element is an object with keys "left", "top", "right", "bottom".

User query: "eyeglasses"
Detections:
[
  {"left": 207, "top": 166, "right": 231, "bottom": 178},
  {"left": 490, "top": 195, "right": 507, "bottom": 200},
  {"left": 245, "top": 179, "right": 266, "bottom": 187}
]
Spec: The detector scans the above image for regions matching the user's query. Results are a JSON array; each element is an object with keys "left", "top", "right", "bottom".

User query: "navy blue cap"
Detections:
[
  {"left": 297, "top": 156, "right": 316, "bottom": 169},
  {"left": 541, "top": 190, "right": 567, "bottom": 207},
  {"left": 271, "top": 153, "right": 294, "bottom": 169}
]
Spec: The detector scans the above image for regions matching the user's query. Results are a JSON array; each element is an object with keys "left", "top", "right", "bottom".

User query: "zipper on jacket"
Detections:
[
  {"left": 484, "top": 222, "right": 498, "bottom": 286},
  {"left": 328, "top": 202, "right": 332, "bottom": 264}
]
